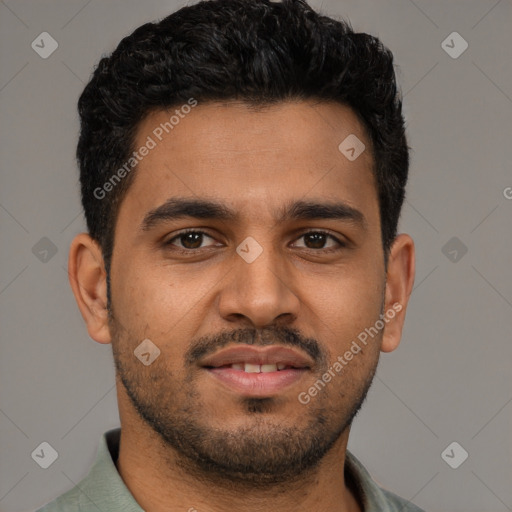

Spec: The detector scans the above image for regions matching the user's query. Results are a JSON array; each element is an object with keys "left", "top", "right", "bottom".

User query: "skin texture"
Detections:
[{"left": 68, "top": 100, "right": 415, "bottom": 512}]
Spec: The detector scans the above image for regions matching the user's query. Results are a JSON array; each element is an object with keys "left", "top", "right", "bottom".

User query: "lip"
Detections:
[
  {"left": 206, "top": 367, "right": 308, "bottom": 397},
  {"left": 199, "top": 345, "right": 314, "bottom": 369},
  {"left": 200, "top": 345, "right": 313, "bottom": 397}
]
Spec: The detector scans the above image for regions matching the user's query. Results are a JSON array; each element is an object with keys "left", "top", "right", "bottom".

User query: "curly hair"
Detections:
[{"left": 77, "top": 0, "right": 409, "bottom": 279}]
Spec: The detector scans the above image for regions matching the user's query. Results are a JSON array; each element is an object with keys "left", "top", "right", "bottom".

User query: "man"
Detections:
[{"left": 37, "top": 0, "right": 420, "bottom": 510}]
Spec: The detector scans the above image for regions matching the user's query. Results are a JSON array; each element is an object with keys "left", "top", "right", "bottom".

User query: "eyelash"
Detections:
[{"left": 164, "top": 229, "right": 346, "bottom": 254}]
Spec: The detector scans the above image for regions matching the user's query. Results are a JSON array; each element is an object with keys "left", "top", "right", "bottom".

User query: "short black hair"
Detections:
[{"left": 77, "top": 0, "right": 409, "bottom": 284}]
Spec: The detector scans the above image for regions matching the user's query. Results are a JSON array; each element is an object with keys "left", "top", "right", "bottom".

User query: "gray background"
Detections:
[{"left": 1, "top": 0, "right": 511, "bottom": 511}]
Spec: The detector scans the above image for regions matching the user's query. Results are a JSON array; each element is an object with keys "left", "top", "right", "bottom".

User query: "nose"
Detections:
[{"left": 218, "top": 242, "right": 301, "bottom": 328}]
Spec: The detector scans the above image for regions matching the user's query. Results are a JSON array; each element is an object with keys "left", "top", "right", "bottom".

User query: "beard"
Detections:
[{"left": 110, "top": 314, "right": 380, "bottom": 488}]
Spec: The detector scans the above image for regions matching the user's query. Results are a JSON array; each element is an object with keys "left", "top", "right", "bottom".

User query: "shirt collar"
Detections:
[{"left": 76, "top": 428, "right": 143, "bottom": 511}]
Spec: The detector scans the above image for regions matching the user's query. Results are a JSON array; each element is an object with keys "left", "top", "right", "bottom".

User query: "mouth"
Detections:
[
  {"left": 200, "top": 345, "right": 313, "bottom": 397},
  {"left": 210, "top": 362, "right": 300, "bottom": 372}
]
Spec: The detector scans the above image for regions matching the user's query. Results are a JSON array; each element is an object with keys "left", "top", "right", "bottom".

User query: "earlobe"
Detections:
[
  {"left": 68, "top": 233, "right": 112, "bottom": 344},
  {"left": 381, "top": 234, "right": 415, "bottom": 353}
]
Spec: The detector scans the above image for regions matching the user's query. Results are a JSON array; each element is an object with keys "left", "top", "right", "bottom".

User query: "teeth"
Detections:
[{"left": 229, "top": 363, "right": 287, "bottom": 372}]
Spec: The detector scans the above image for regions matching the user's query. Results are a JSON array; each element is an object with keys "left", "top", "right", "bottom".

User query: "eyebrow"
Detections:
[{"left": 140, "top": 197, "right": 367, "bottom": 232}]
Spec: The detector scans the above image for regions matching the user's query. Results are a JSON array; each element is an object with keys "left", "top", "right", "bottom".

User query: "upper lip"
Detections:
[{"left": 199, "top": 345, "right": 314, "bottom": 369}]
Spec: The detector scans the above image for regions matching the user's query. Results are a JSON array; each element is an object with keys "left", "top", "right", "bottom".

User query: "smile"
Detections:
[
  {"left": 204, "top": 363, "right": 309, "bottom": 396},
  {"left": 221, "top": 363, "right": 296, "bottom": 372}
]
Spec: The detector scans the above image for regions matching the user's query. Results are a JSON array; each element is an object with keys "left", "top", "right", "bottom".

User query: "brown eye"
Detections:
[
  {"left": 166, "top": 230, "right": 217, "bottom": 250},
  {"left": 293, "top": 231, "right": 345, "bottom": 251},
  {"left": 303, "top": 232, "right": 328, "bottom": 249}
]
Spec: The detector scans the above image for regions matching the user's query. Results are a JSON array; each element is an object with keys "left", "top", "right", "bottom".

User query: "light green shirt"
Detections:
[{"left": 36, "top": 428, "right": 425, "bottom": 512}]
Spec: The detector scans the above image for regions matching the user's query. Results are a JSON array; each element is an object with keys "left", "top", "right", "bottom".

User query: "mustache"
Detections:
[{"left": 185, "top": 325, "right": 326, "bottom": 367}]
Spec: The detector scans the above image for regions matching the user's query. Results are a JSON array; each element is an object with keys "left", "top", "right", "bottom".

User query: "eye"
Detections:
[
  {"left": 164, "top": 229, "right": 346, "bottom": 254},
  {"left": 292, "top": 231, "right": 345, "bottom": 251},
  {"left": 165, "top": 230, "right": 219, "bottom": 251}
]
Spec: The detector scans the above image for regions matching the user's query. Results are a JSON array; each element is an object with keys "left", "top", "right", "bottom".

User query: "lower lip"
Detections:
[{"left": 205, "top": 367, "right": 308, "bottom": 396}]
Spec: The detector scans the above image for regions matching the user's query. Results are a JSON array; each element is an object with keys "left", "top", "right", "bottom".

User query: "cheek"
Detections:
[
  {"left": 110, "top": 260, "right": 219, "bottom": 353},
  {"left": 305, "top": 271, "right": 384, "bottom": 356},
  {"left": 110, "top": 258, "right": 185, "bottom": 322}
]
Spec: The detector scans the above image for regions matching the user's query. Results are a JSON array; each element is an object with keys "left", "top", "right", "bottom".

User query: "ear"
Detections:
[
  {"left": 381, "top": 234, "right": 415, "bottom": 353},
  {"left": 68, "top": 233, "right": 112, "bottom": 344}
]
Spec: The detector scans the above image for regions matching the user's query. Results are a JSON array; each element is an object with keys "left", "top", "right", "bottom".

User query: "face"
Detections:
[{"left": 96, "top": 101, "right": 396, "bottom": 484}]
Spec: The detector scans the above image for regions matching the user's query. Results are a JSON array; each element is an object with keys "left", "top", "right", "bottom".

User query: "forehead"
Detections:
[{"left": 119, "top": 100, "right": 378, "bottom": 228}]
